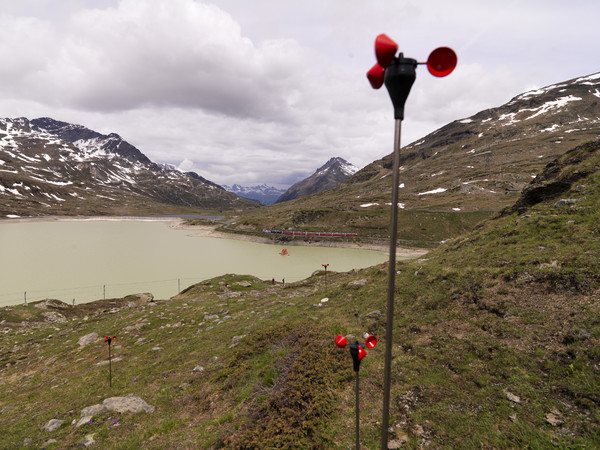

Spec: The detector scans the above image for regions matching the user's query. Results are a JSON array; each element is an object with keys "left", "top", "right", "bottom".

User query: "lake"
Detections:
[{"left": 0, "top": 218, "right": 389, "bottom": 307}]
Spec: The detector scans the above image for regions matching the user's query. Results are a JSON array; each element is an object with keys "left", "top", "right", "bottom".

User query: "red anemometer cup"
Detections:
[
  {"left": 335, "top": 335, "right": 348, "bottom": 348},
  {"left": 335, "top": 334, "right": 377, "bottom": 371},
  {"left": 375, "top": 34, "right": 398, "bottom": 68},
  {"left": 365, "top": 334, "right": 377, "bottom": 349},
  {"left": 366, "top": 34, "right": 457, "bottom": 120},
  {"left": 426, "top": 47, "right": 457, "bottom": 77}
]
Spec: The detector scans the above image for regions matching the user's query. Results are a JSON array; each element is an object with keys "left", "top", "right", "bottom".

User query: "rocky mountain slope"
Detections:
[
  {"left": 1, "top": 139, "right": 599, "bottom": 447},
  {"left": 221, "top": 183, "right": 286, "bottom": 205},
  {"left": 227, "top": 72, "right": 600, "bottom": 245},
  {"left": 0, "top": 118, "right": 258, "bottom": 217},
  {"left": 275, "top": 156, "right": 358, "bottom": 203}
]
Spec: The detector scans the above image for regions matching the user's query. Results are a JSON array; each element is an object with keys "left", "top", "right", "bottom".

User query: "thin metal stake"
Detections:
[
  {"left": 108, "top": 342, "right": 112, "bottom": 387},
  {"left": 382, "top": 118, "right": 402, "bottom": 448},
  {"left": 356, "top": 369, "right": 360, "bottom": 450}
]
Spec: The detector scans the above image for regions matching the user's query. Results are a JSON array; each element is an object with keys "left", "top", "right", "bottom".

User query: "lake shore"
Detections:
[
  {"left": 172, "top": 222, "right": 430, "bottom": 259},
  {"left": 0, "top": 215, "right": 430, "bottom": 259}
]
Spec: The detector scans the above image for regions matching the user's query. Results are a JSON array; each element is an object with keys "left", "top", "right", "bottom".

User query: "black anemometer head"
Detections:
[{"left": 367, "top": 33, "right": 457, "bottom": 120}]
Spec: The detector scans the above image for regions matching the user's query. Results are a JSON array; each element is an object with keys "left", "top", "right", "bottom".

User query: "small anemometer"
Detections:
[
  {"left": 105, "top": 335, "right": 116, "bottom": 387},
  {"left": 367, "top": 33, "right": 457, "bottom": 119},
  {"left": 336, "top": 334, "right": 378, "bottom": 448},
  {"left": 335, "top": 334, "right": 377, "bottom": 372}
]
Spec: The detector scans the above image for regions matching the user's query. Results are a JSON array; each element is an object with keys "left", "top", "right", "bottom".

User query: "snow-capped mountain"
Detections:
[
  {"left": 225, "top": 72, "right": 600, "bottom": 240},
  {"left": 295, "top": 71, "right": 600, "bottom": 214},
  {"left": 222, "top": 184, "right": 286, "bottom": 205},
  {"left": 360, "top": 71, "right": 600, "bottom": 210},
  {"left": 0, "top": 117, "right": 258, "bottom": 217},
  {"left": 275, "top": 157, "right": 358, "bottom": 203}
]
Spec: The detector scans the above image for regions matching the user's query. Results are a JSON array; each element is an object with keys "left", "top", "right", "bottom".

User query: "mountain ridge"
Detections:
[
  {"left": 226, "top": 72, "right": 600, "bottom": 245},
  {"left": 0, "top": 117, "right": 259, "bottom": 216}
]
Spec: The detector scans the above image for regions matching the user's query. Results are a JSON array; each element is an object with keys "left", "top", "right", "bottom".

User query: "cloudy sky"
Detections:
[{"left": 1, "top": 0, "right": 598, "bottom": 188}]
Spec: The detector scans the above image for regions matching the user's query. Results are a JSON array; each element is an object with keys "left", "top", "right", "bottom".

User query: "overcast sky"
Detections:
[{"left": 1, "top": 0, "right": 598, "bottom": 188}]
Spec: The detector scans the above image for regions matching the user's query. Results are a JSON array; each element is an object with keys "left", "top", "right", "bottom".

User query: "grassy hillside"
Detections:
[
  {"left": 214, "top": 201, "right": 493, "bottom": 249},
  {"left": 1, "top": 141, "right": 599, "bottom": 448},
  {"left": 222, "top": 75, "right": 600, "bottom": 247}
]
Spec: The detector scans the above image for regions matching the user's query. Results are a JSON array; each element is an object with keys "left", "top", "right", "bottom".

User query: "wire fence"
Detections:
[
  {"left": 0, "top": 274, "right": 310, "bottom": 308},
  {"left": 0, "top": 277, "right": 198, "bottom": 308}
]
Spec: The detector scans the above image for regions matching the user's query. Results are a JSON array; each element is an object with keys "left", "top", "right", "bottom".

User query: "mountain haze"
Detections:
[{"left": 222, "top": 184, "right": 286, "bottom": 205}]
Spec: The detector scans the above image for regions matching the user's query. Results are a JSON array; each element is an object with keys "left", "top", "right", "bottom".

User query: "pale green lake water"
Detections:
[{"left": 0, "top": 219, "right": 388, "bottom": 307}]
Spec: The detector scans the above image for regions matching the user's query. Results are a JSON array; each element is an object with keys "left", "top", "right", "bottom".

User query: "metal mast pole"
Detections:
[
  {"left": 381, "top": 118, "right": 402, "bottom": 448},
  {"left": 356, "top": 369, "right": 360, "bottom": 449},
  {"left": 108, "top": 343, "right": 112, "bottom": 387}
]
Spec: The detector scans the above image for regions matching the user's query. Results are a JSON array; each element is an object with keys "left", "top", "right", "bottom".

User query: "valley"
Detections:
[
  {"left": 0, "top": 73, "right": 599, "bottom": 448},
  {"left": 1, "top": 138, "right": 599, "bottom": 447}
]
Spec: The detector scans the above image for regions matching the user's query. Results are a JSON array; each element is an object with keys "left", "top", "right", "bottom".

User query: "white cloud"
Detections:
[
  {"left": 1, "top": 0, "right": 599, "bottom": 188},
  {"left": 177, "top": 157, "right": 196, "bottom": 173}
]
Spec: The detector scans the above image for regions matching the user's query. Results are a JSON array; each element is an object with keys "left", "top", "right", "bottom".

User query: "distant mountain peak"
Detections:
[
  {"left": 275, "top": 157, "right": 358, "bottom": 203},
  {"left": 321, "top": 156, "right": 359, "bottom": 177},
  {"left": 222, "top": 183, "right": 286, "bottom": 205}
]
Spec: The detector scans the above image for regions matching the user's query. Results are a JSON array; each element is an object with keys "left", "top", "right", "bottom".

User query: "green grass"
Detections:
[
  {"left": 213, "top": 206, "right": 495, "bottom": 248},
  {"left": 1, "top": 141, "right": 599, "bottom": 448}
]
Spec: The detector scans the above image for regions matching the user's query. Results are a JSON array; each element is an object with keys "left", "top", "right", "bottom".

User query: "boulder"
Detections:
[
  {"left": 35, "top": 299, "right": 70, "bottom": 310},
  {"left": 103, "top": 396, "right": 155, "bottom": 414},
  {"left": 364, "top": 310, "right": 382, "bottom": 320},
  {"left": 128, "top": 293, "right": 154, "bottom": 303},
  {"left": 503, "top": 389, "right": 521, "bottom": 404},
  {"left": 42, "top": 419, "right": 64, "bottom": 432},
  {"left": 80, "top": 433, "right": 96, "bottom": 447},
  {"left": 78, "top": 332, "right": 99, "bottom": 347},
  {"left": 229, "top": 335, "right": 246, "bottom": 348},
  {"left": 554, "top": 198, "right": 579, "bottom": 207},
  {"left": 80, "top": 404, "right": 105, "bottom": 417},
  {"left": 95, "top": 356, "right": 123, "bottom": 366},
  {"left": 76, "top": 416, "right": 93, "bottom": 428}
]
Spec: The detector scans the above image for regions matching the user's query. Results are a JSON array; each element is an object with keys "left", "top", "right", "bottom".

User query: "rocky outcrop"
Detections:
[
  {"left": 502, "top": 139, "right": 600, "bottom": 215},
  {"left": 76, "top": 396, "right": 155, "bottom": 428}
]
